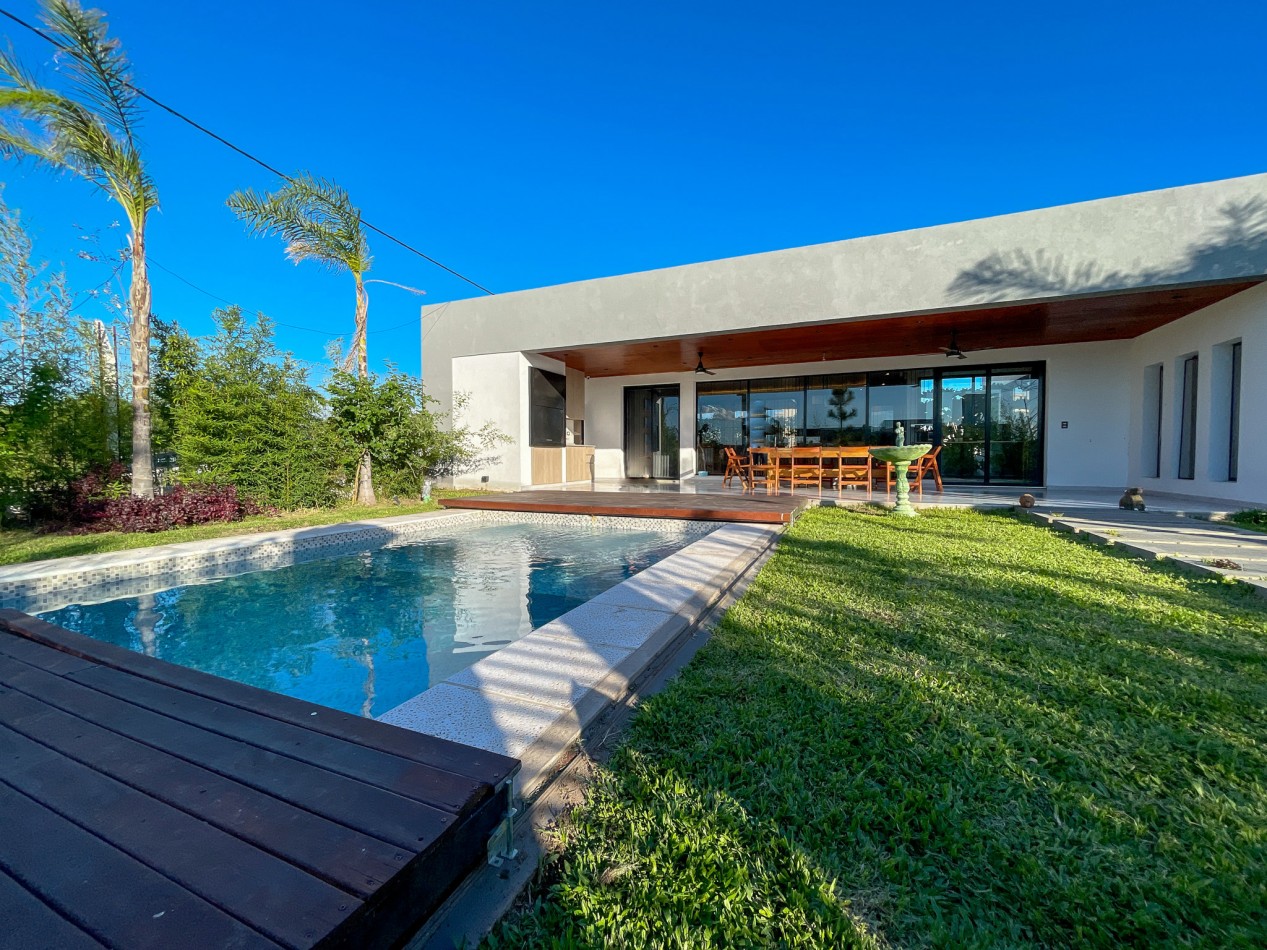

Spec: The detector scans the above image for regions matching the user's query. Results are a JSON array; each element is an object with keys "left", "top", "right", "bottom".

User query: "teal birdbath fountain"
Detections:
[{"left": 869, "top": 423, "right": 933, "bottom": 517}]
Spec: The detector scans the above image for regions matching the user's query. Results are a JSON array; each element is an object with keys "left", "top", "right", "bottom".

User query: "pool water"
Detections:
[{"left": 38, "top": 521, "right": 694, "bottom": 718}]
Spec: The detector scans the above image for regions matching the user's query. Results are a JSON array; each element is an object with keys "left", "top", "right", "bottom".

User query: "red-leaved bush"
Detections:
[
  {"left": 75, "top": 484, "right": 268, "bottom": 534},
  {"left": 51, "top": 464, "right": 269, "bottom": 534}
]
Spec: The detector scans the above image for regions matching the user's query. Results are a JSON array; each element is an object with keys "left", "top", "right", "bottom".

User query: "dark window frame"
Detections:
[
  {"left": 1229, "top": 342, "right": 1241, "bottom": 482},
  {"left": 529, "top": 368, "right": 567, "bottom": 448},
  {"left": 693, "top": 361, "right": 1046, "bottom": 485},
  {"left": 1178, "top": 355, "right": 1198, "bottom": 480}
]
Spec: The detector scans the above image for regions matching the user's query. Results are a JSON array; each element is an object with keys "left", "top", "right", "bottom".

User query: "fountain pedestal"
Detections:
[{"left": 869, "top": 425, "right": 932, "bottom": 517}]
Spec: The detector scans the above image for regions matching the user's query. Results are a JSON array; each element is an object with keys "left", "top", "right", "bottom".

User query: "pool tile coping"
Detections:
[{"left": 378, "top": 521, "right": 781, "bottom": 798}]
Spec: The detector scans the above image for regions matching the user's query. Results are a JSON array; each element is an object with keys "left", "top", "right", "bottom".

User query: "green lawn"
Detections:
[
  {"left": 1228, "top": 509, "right": 1267, "bottom": 533},
  {"left": 489, "top": 507, "right": 1267, "bottom": 948},
  {"left": 0, "top": 493, "right": 477, "bottom": 566}
]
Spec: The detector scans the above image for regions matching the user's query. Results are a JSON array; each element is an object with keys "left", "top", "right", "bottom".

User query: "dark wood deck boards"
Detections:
[
  {"left": 0, "top": 609, "right": 518, "bottom": 950},
  {"left": 441, "top": 489, "right": 810, "bottom": 524}
]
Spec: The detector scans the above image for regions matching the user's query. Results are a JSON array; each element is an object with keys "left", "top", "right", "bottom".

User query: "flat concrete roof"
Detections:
[{"left": 422, "top": 173, "right": 1267, "bottom": 366}]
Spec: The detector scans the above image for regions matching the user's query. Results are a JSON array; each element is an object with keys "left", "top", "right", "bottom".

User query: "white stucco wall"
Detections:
[
  {"left": 1126, "top": 283, "right": 1266, "bottom": 504},
  {"left": 449, "top": 351, "right": 570, "bottom": 489}
]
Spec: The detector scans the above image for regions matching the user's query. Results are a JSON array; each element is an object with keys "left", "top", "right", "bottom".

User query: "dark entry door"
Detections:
[{"left": 624, "top": 385, "right": 680, "bottom": 478}]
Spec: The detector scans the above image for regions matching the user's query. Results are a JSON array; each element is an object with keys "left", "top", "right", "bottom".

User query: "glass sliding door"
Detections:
[
  {"left": 624, "top": 385, "right": 680, "bottom": 479},
  {"left": 935, "top": 365, "right": 1044, "bottom": 484},
  {"left": 749, "top": 376, "right": 804, "bottom": 447},
  {"left": 937, "top": 373, "right": 988, "bottom": 480},
  {"left": 805, "top": 373, "right": 867, "bottom": 445},
  {"left": 988, "top": 368, "right": 1043, "bottom": 483},
  {"left": 696, "top": 380, "right": 748, "bottom": 474},
  {"left": 686, "top": 360, "right": 1045, "bottom": 485},
  {"left": 867, "top": 370, "right": 934, "bottom": 445}
]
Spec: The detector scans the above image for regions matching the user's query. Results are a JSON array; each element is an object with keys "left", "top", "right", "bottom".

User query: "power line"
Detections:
[
  {"left": 0, "top": 5, "right": 496, "bottom": 296},
  {"left": 145, "top": 256, "right": 345, "bottom": 336},
  {"left": 147, "top": 255, "right": 420, "bottom": 338}
]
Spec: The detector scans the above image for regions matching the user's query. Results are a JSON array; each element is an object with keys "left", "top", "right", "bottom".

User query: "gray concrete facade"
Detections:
[{"left": 423, "top": 173, "right": 1267, "bottom": 410}]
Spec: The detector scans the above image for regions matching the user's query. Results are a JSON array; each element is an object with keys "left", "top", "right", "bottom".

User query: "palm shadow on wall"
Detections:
[{"left": 947, "top": 197, "right": 1267, "bottom": 304}]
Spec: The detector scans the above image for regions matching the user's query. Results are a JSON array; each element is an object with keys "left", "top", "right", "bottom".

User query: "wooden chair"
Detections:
[
  {"left": 909, "top": 444, "right": 944, "bottom": 494},
  {"left": 747, "top": 447, "right": 779, "bottom": 495},
  {"left": 722, "top": 446, "right": 749, "bottom": 488},
  {"left": 875, "top": 445, "right": 944, "bottom": 495},
  {"left": 834, "top": 447, "right": 872, "bottom": 497},
  {"left": 783, "top": 446, "right": 822, "bottom": 496}
]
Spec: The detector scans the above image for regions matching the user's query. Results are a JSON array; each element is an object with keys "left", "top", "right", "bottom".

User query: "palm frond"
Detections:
[
  {"left": 228, "top": 172, "right": 372, "bottom": 275},
  {"left": 0, "top": 26, "right": 156, "bottom": 227},
  {"left": 0, "top": 118, "right": 64, "bottom": 167},
  {"left": 42, "top": 0, "right": 141, "bottom": 147}
]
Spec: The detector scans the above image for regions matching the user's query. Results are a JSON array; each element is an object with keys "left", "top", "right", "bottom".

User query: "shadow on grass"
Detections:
[{"left": 496, "top": 507, "right": 1267, "bottom": 947}]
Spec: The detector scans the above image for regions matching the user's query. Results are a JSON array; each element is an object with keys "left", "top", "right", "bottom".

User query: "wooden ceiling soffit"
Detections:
[{"left": 538, "top": 281, "right": 1258, "bottom": 377}]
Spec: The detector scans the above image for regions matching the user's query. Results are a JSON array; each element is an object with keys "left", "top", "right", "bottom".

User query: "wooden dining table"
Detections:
[{"left": 746, "top": 445, "right": 889, "bottom": 493}]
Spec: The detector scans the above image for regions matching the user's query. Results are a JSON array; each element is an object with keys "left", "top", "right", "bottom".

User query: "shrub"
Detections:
[
  {"left": 82, "top": 484, "right": 267, "bottom": 533},
  {"left": 44, "top": 464, "right": 269, "bottom": 534},
  {"left": 1228, "top": 508, "right": 1267, "bottom": 532}
]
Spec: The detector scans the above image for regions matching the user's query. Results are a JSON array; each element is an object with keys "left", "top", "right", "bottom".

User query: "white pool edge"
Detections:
[{"left": 378, "top": 521, "right": 783, "bottom": 799}]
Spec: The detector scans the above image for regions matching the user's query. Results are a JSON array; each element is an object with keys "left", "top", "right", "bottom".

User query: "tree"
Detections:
[
  {"left": 0, "top": 0, "right": 159, "bottom": 497},
  {"left": 827, "top": 386, "right": 858, "bottom": 443},
  {"left": 0, "top": 186, "right": 118, "bottom": 522},
  {"left": 227, "top": 173, "right": 377, "bottom": 503},
  {"left": 169, "top": 307, "right": 339, "bottom": 509},
  {"left": 326, "top": 369, "right": 509, "bottom": 499}
]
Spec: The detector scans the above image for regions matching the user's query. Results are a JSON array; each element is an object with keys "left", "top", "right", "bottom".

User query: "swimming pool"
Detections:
[{"left": 35, "top": 519, "right": 701, "bottom": 718}]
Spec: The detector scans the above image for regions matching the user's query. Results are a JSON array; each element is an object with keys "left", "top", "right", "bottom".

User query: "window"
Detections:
[
  {"left": 1141, "top": 364, "right": 1163, "bottom": 478},
  {"left": 1178, "top": 355, "right": 1198, "bottom": 480},
  {"left": 868, "top": 369, "right": 934, "bottom": 445},
  {"left": 696, "top": 379, "right": 748, "bottom": 474},
  {"left": 529, "top": 368, "right": 566, "bottom": 447},
  {"left": 805, "top": 374, "right": 867, "bottom": 445},
  {"left": 1229, "top": 342, "right": 1241, "bottom": 482},
  {"left": 748, "top": 376, "right": 804, "bottom": 447},
  {"left": 693, "top": 362, "right": 1045, "bottom": 484}
]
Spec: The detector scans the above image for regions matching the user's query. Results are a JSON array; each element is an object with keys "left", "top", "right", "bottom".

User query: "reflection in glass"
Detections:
[
  {"left": 690, "top": 362, "right": 1044, "bottom": 484},
  {"left": 989, "top": 369, "right": 1043, "bottom": 483},
  {"left": 696, "top": 380, "right": 748, "bottom": 474},
  {"left": 749, "top": 376, "right": 805, "bottom": 446},
  {"left": 1178, "top": 356, "right": 1198, "bottom": 480},
  {"left": 624, "top": 385, "right": 680, "bottom": 478},
  {"left": 806, "top": 374, "right": 866, "bottom": 445},
  {"left": 868, "top": 370, "right": 934, "bottom": 445},
  {"left": 938, "top": 374, "right": 987, "bottom": 480}
]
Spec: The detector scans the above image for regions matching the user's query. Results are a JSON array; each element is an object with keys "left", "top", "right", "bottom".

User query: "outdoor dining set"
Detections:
[{"left": 721, "top": 445, "right": 943, "bottom": 496}]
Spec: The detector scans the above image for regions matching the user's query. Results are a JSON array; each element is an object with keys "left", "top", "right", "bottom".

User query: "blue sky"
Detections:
[{"left": 2, "top": 0, "right": 1265, "bottom": 379}]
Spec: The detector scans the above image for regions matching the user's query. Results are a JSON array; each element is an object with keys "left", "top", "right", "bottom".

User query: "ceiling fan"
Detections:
[
  {"left": 940, "top": 329, "right": 968, "bottom": 360},
  {"left": 694, "top": 351, "right": 717, "bottom": 375}
]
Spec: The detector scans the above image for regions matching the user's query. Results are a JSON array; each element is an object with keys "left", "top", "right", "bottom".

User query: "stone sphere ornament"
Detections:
[{"left": 1018, "top": 493, "right": 1036, "bottom": 508}]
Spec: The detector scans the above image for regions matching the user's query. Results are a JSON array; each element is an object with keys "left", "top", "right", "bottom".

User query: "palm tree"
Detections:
[
  {"left": 228, "top": 173, "right": 376, "bottom": 503},
  {"left": 0, "top": 0, "right": 159, "bottom": 497}
]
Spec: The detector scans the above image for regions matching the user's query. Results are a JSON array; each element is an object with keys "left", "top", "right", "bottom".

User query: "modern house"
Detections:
[{"left": 421, "top": 173, "right": 1267, "bottom": 505}]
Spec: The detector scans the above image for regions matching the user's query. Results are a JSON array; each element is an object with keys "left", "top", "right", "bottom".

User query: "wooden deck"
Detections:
[
  {"left": 0, "top": 609, "right": 518, "bottom": 950},
  {"left": 441, "top": 489, "right": 811, "bottom": 524}
]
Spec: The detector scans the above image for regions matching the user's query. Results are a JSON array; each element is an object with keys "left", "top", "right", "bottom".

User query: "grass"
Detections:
[
  {"left": 1228, "top": 509, "right": 1267, "bottom": 533},
  {"left": 0, "top": 492, "right": 479, "bottom": 566},
  {"left": 489, "top": 507, "right": 1267, "bottom": 948}
]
